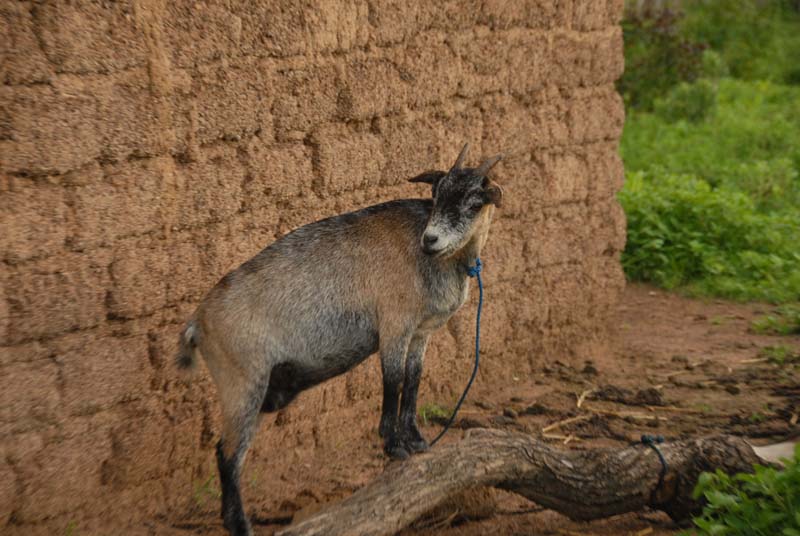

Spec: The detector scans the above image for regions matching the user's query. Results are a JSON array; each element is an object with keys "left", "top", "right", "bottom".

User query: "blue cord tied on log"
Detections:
[
  {"left": 430, "top": 258, "right": 483, "bottom": 447},
  {"left": 641, "top": 434, "right": 669, "bottom": 499}
]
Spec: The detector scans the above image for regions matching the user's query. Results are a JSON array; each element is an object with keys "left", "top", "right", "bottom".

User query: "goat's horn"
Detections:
[
  {"left": 450, "top": 143, "right": 470, "bottom": 172},
  {"left": 476, "top": 154, "right": 503, "bottom": 176}
]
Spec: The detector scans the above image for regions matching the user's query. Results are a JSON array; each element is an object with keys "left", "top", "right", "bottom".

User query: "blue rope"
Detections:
[
  {"left": 430, "top": 258, "right": 483, "bottom": 446},
  {"left": 640, "top": 434, "right": 669, "bottom": 494}
]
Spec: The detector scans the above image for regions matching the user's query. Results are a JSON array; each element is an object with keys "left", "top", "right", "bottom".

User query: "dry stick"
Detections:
[
  {"left": 576, "top": 388, "right": 595, "bottom": 409},
  {"left": 739, "top": 357, "right": 769, "bottom": 364},
  {"left": 645, "top": 405, "right": 704, "bottom": 414},
  {"left": 276, "top": 430, "right": 763, "bottom": 536},
  {"left": 542, "top": 415, "right": 591, "bottom": 433},
  {"left": 582, "top": 405, "right": 667, "bottom": 421},
  {"left": 542, "top": 433, "right": 583, "bottom": 442}
]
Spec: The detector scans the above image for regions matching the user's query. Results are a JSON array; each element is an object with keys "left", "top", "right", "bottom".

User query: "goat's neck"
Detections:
[{"left": 450, "top": 207, "right": 493, "bottom": 273}]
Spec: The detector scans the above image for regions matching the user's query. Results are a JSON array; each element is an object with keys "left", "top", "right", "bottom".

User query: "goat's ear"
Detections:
[
  {"left": 485, "top": 183, "right": 504, "bottom": 208},
  {"left": 408, "top": 170, "right": 446, "bottom": 185}
]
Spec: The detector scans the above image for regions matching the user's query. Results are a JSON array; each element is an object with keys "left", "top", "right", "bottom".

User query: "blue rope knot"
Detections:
[
  {"left": 641, "top": 434, "right": 669, "bottom": 497},
  {"left": 466, "top": 258, "right": 482, "bottom": 278},
  {"left": 430, "top": 257, "right": 484, "bottom": 446}
]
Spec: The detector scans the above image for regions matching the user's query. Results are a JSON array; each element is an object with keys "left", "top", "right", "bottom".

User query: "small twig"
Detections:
[
  {"left": 791, "top": 413, "right": 798, "bottom": 426},
  {"left": 584, "top": 406, "right": 666, "bottom": 421},
  {"left": 636, "top": 528, "right": 654, "bottom": 536},
  {"left": 563, "top": 434, "right": 575, "bottom": 445},
  {"left": 645, "top": 405, "right": 703, "bottom": 414},
  {"left": 739, "top": 357, "right": 768, "bottom": 364},
  {"left": 542, "top": 433, "right": 583, "bottom": 442},
  {"left": 542, "top": 415, "right": 591, "bottom": 433},
  {"left": 576, "top": 389, "right": 595, "bottom": 409}
]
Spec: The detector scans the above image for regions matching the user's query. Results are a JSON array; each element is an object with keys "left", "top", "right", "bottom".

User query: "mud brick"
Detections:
[
  {"left": 573, "top": 0, "right": 610, "bottom": 31},
  {"left": 34, "top": 0, "right": 147, "bottom": 74},
  {"left": 480, "top": 0, "right": 571, "bottom": 29},
  {"left": 191, "top": 59, "right": 273, "bottom": 145},
  {"left": 0, "top": 178, "right": 66, "bottom": 263},
  {"left": 14, "top": 419, "right": 113, "bottom": 522},
  {"left": 314, "top": 125, "right": 385, "bottom": 194},
  {"left": 0, "top": 3, "right": 52, "bottom": 84},
  {"left": 271, "top": 62, "right": 341, "bottom": 137},
  {"left": 241, "top": 139, "right": 314, "bottom": 205},
  {"left": 530, "top": 204, "right": 589, "bottom": 267},
  {"left": 537, "top": 149, "right": 590, "bottom": 205},
  {"left": 164, "top": 1, "right": 243, "bottom": 67},
  {"left": 56, "top": 334, "right": 151, "bottom": 416},
  {"left": 68, "top": 157, "right": 176, "bottom": 250},
  {"left": 90, "top": 69, "right": 163, "bottom": 162},
  {"left": 0, "top": 360, "right": 61, "bottom": 436},
  {"left": 585, "top": 141, "right": 625, "bottom": 202},
  {"left": 234, "top": 0, "right": 369, "bottom": 57},
  {"left": 338, "top": 56, "right": 408, "bottom": 120},
  {"left": 107, "top": 238, "right": 168, "bottom": 319},
  {"left": 5, "top": 252, "right": 110, "bottom": 343},
  {"left": 373, "top": 113, "right": 441, "bottom": 186},
  {"left": 175, "top": 145, "right": 246, "bottom": 228},
  {"left": 0, "top": 83, "right": 101, "bottom": 175},
  {"left": 567, "top": 86, "right": 625, "bottom": 143}
]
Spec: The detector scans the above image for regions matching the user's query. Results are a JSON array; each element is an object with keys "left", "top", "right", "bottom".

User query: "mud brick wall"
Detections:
[{"left": 0, "top": 0, "right": 626, "bottom": 532}]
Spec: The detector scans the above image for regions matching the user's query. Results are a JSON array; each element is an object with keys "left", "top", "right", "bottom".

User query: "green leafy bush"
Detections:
[
  {"left": 680, "top": 0, "right": 800, "bottom": 85},
  {"left": 654, "top": 78, "right": 718, "bottom": 123},
  {"left": 620, "top": 171, "right": 800, "bottom": 303},
  {"left": 620, "top": 78, "right": 800, "bottom": 303},
  {"left": 619, "top": 6, "right": 706, "bottom": 109},
  {"left": 689, "top": 444, "right": 800, "bottom": 535}
]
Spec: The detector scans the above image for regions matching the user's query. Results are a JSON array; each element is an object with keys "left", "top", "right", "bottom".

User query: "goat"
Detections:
[{"left": 176, "top": 144, "right": 503, "bottom": 536}]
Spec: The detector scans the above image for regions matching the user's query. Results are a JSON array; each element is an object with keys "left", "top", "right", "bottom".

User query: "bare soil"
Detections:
[{"left": 152, "top": 284, "right": 800, "bottom": 536}]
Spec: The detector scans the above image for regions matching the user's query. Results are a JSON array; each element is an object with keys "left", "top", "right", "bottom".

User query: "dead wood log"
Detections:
[{"left": 277, "top": 429, "right": 764, "bottom": 536}]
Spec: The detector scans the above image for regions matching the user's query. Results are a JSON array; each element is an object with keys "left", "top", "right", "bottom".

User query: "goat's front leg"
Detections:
[
  {"left": 399, "top": 334, "right": 429, "bottom": 453},
  {"left": 379, "top": 336, "right": 411, "bottom": 460}
]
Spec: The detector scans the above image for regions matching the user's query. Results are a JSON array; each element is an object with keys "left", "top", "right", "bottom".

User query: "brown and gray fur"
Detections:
[{"left": 176, "top": 144, "right": 503, "bottom": 536}]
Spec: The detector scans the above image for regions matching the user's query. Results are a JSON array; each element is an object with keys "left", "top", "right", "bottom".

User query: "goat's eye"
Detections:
[{"left": 468, "top": 200, "right": 484, "bottom": 212}]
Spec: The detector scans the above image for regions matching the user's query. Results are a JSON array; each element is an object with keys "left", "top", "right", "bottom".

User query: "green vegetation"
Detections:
[
  {"left": 688, "top": 444, "right": 800, "bottom": 536},
  {"left": 418, "top": 402, "right": 450, "bottom": 426},
  {"left": 752, "top": 304, "right": 800, "bottom": 335},
  {"left": 758, "top": 344, "right": 800, "bottom": 366},
  {"left": 619, "top": 1, "right": 800, "bottom": 305},
  {"left": 193, "top": 472, "right": 220, "bottom": 507}
]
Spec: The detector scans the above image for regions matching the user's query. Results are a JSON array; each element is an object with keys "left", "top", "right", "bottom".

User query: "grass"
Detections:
[
  {"left": 752, "top": 305, "right": 800, "bottom": 335},
  {"left": 193, "top": 472, "right": 220, "bottom": 507},
  {"left": 758, "top": 345, "right": 800, "bottom": 367},
  {"left": 418, "top": 402, "right": 450, "bottom": 426}
]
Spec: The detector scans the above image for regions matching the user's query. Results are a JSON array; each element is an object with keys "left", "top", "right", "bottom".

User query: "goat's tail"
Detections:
[{"left": 175, "top": 319, "right": 200, "bottom": 371}]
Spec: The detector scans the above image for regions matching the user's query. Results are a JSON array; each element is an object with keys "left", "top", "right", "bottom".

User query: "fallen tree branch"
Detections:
[{"left": 277, "top": 429, "right": 763, "bottom": 536}]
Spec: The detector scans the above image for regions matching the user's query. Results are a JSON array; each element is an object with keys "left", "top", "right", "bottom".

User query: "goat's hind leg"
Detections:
[{"left": 216, "top": 373, "right": 269, "bottom": 536}]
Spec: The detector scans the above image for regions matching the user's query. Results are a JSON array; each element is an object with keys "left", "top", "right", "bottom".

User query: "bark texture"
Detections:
[{"left": 278, "top": 429, "right": 763, "bottom": 536}]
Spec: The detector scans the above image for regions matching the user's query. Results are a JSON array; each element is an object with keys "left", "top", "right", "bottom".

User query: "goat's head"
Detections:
[{"left": 409, "top": 143, "right": 503, "bottom": 257}]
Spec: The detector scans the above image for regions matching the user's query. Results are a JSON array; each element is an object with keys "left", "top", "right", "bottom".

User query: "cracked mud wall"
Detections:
[{"left": 0, "top": 0, "right": 626, "bottom": 531}]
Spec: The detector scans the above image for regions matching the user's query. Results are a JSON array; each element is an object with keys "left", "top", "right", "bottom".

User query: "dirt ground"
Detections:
[{"left": 156, "top": 283, "right": 799, "bottom": 536}]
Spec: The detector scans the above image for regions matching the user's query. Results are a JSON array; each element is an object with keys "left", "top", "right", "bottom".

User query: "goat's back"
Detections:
[{"left": 194, "top": 199, "right": 433, "bottom": 366}]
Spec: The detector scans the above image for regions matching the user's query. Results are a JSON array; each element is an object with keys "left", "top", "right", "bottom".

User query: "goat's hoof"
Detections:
[
  {"left": 405, "top": 438, "right": 429, "bottom": 454},
  {"left": 385, "top": 443, "right": 410, "bottom": 460},
  {"left": 223, "top": 515, "right": 252, "bottom": 536}
]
